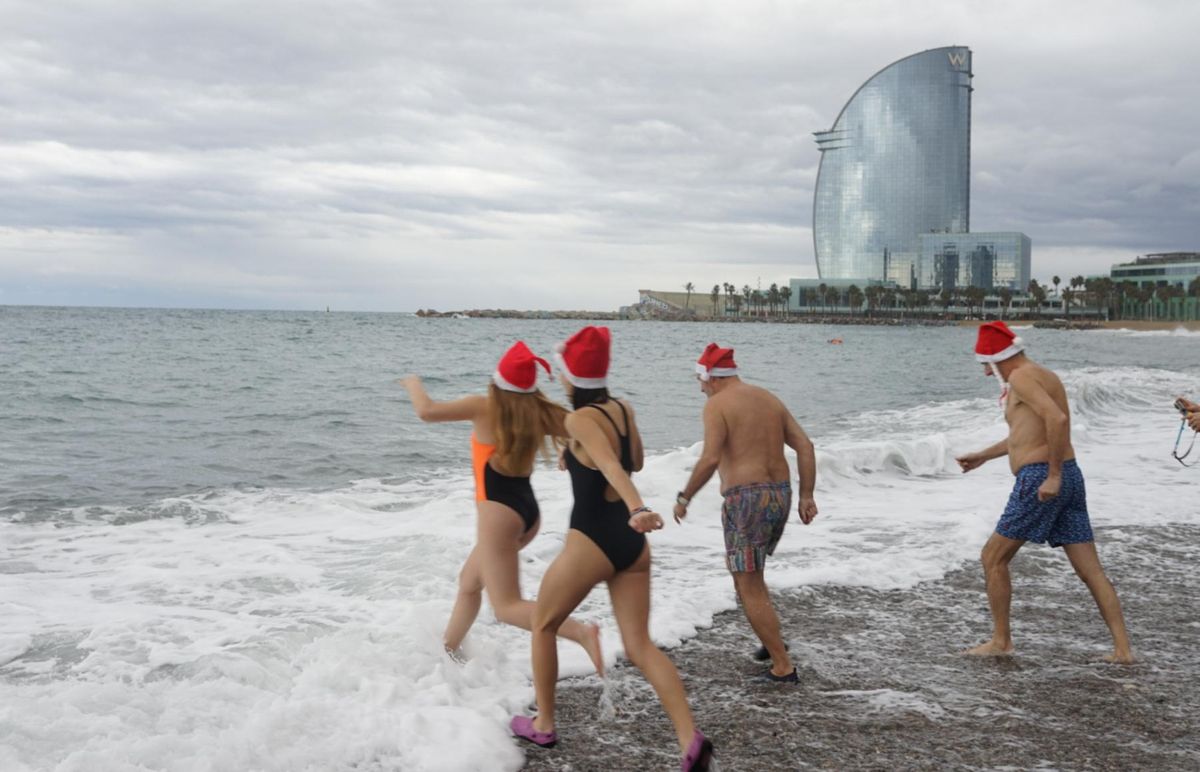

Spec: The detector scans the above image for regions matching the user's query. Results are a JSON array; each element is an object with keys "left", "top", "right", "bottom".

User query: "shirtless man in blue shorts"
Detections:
[
  {"left": 673, "top": 344, "right": 819, "bottom": 681},
  {"left": 956, "top": 321, "right": 1134, "bottom": 663}
]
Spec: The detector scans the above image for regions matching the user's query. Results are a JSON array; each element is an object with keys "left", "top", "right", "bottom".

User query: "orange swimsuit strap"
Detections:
[{"left": 471, "top": 433, "right": 496, "bottom": 502}]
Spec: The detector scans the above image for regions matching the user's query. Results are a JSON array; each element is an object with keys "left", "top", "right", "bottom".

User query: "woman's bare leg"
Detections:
[
  {"left": 443, "top": 546, "right": 483, "bottom": 651},
  {"left": 476, "top": 502, "right": 605, "bottom": 673},
  {"left": 608, "top": 545, "right": 696, "bottom": 754},
  {"left": 528, "top": 531, "right": 614, "bottom": 734}
]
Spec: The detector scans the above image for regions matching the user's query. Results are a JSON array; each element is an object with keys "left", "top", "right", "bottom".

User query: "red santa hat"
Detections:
[
  {"left": 974, "top": 321, "right": 1026, "bottom": 364},
  {"left": 696, "top": 342, "right": 738, "bottom": 381},
  {"left": 555, "top": 326, "right": 610, "bottom": 388},
  {"left": 492, "top": 341, "right": 550, "bottom": 393}
]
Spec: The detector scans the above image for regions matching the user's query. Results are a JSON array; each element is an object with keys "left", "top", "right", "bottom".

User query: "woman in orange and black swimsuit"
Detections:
[{"left": 400, "top": 341, "right": 603, "bottom": 673}]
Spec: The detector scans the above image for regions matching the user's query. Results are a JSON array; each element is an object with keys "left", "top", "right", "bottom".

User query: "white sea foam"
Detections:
[
  {"left": 2, "top": 366, "right": 1198, "bottom": 770},
  {"left": 821, "top": 688, "right": 948, "bottom": 720},
  {"left": 1098, "top": 326, "right": 1200, "bottom": 338}
]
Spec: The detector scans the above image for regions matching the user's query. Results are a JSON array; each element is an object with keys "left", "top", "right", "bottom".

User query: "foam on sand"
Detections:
[{"left": 2, "top": 366, "right": 1198, "bottom": 770}]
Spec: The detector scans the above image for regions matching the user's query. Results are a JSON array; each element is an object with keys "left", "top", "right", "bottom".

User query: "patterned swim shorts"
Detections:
[
  {"left": 721, "top": 481, "right": 791, "bottom": 573},
  {"left": 996, "top": 459, "right": 1093, "bottom": 548}
]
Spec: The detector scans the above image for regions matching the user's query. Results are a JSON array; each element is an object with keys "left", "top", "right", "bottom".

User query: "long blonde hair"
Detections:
[{"left": 488, "top": 383, "right": 568, "bottom": 473}]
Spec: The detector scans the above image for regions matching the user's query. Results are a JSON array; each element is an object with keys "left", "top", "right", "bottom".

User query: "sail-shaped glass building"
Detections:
[{"left": 813, "top": 47, "right": 973, "bottom": 284}]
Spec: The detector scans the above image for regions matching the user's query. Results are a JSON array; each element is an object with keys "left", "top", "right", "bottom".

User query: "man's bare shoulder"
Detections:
[{"left": 1010, "top": 362, "right": 1062, "bottom": 391}]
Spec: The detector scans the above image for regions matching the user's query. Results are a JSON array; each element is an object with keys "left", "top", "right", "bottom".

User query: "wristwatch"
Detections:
[{"left": 675, "top": 491, "right": 690, "bottom": 507}]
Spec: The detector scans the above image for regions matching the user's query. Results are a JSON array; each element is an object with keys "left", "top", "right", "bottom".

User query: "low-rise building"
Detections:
[{"left": 1110, "top": 253, "right": 1200, "bottom": 289}]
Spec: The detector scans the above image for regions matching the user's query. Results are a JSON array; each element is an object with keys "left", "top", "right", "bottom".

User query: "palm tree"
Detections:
[
  {"left": 1029, "top": 280, "right": 1048, "bottom": 316},
  {"left": 1052, "top": 275, "right": 1061, "bottom": 297},
  {"left": 1061, "top": 288, "right": 1074, "bottom": 319},
  {"left": 825, "top": 286, "right": 840, "bottom": 313},
  {"left": 847, "top": 284, "right": 864, "bottom": 316},
  {"left": 684, "top": 282, "right": 694, "bottom": 309},
  {"left": 1093, "top": 276, "right": 1114, "bottom": 319},
  {"left": 1117, "top": 280, "right": 1137, "bottom": 319},
  {"left": 915, "top": 290, "right": 930, "bottom": 318},
  {"left": 998, "top": 287, "right": 1013, "bottom": 320},
  {"left": 710, "top": 284, "right": 720, "bottom": 317},
  {"left": 863, "top": 285, "right": 880, "bottom": 317},
  {"left": 963, "top": 285, "right": 985, "bottom": 318},
  {"left": 939, "top": 288, "right": 955, "bottom": 316},
  {"left": 882, "top": 288, "right": 896, "bottom": 316},
  {"left": 751, "top": 289, "right": 764, "bottom": 318},
  {"left": 768, "top": 283, "right": 780, "bottom": 317},
  {"left": 818, "top": 282, "right": 828, "bottom": 316},
  {"left": 780, "top": 285, "right": 792, "bottom": 316}
]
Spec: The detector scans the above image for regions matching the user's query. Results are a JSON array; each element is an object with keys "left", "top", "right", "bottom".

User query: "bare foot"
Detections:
[
  {"left": 962, "top": 641, "right": 1015, "bottom": 657},
  {"left": 581, "top": 623, "right": 605, "bottom": 677},
  {"left": 1103, "top": 650, "right": 1136, "bottom": 665}
]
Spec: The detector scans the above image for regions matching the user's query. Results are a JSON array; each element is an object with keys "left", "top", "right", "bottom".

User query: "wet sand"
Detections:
[{"left": 521, "top": 524, "right": 1200, "bottom": 770}]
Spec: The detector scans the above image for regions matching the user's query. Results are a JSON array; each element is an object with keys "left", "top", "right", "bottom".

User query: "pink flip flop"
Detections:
[
  {"left": 510, "top": 715, "right": 557, "bottom": 748},
  {"left": 680, "top": 729, "right": 714, "bottom": 771}
]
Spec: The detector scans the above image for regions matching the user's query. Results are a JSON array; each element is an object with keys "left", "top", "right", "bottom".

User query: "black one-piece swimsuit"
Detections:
[{"left": 566, "top": 401, "right": 646, "bottom": 572}]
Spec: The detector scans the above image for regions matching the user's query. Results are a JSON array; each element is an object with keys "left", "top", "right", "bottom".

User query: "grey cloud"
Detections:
[{"left": 1, "top": 0, "right": 1198, "bottom": 310}]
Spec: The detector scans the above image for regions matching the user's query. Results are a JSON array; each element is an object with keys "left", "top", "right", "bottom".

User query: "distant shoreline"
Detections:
[
  {"left": 955, "top": 319, "right": 1200, "bottom": 332},
  {"left": 417, "top": 309, "right": 1200, "bottom": 331}
]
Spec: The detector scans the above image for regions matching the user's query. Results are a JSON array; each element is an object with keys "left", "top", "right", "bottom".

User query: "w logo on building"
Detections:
[{"left": 947, "top": 51, "right": 968, "bottom": 67}]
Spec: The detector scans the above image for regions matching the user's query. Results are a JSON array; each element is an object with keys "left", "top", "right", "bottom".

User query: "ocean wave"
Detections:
[
  {"left": 1098, "top": 326, "right": 1200, "bottom": 337},
  {"left": 3, "top": 365, "right": 1198, "bottom": 770}
]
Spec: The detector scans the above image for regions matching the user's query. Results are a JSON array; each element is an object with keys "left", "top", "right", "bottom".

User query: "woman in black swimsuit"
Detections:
[
  {"left": 400, "top": 341, "right": 602, "bottom": 673},
  {"left": 510, "top": 326, "right": 713, "bottom": 772}
]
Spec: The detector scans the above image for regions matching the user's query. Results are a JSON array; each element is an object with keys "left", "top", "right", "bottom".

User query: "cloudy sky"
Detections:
[{"left": 2, "top": 0, "right": 1197, "bottom": 311}]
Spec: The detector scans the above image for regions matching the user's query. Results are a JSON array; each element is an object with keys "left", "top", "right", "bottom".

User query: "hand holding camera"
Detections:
[{"left": 1175, "top": 397, "right": 1200, "bottom": 432}]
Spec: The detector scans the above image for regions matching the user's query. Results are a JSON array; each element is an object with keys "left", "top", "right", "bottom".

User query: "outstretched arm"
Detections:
[
  {"left": 956, "top": 439, "right": 1008, "bottom": 472},
  {"left": 399, "top": 375, "right": 487, "bottom": 423},
  {"left": 566, "top": 412, "right": 662, "bottom": 533},
  {"left": 674, "top": 401, "right": 727, "bottom": 523},
  {"left": 784, "top": 411, "right": 819, "bottom": 524}
]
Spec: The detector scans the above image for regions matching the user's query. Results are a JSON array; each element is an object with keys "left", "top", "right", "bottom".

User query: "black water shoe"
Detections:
[
  {"left": 759, "top": 668, "right": 799, "bottom": 683},
  {"left": 752, "top": 643, "right": 790, "bottom": 661}
]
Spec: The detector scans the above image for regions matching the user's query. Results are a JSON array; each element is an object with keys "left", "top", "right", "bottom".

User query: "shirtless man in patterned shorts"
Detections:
[
  {"left": 956, "top": 321, "right": 1134, "bottom": 663},
  {"left": 673, "top": 344, "right": 819, "bottom": 681}
]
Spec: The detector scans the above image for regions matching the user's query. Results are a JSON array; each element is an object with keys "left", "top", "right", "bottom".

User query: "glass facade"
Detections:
[
  {"left": 918, "top": 232, "right": 1031, "bottom": 291},
  {"left": 813, "top": 47, "right": 973, "bottom": 281}
]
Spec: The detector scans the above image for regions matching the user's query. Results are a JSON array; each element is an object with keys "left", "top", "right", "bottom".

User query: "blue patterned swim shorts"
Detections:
[
  {"left": 721, "top": 482, "right": 791, "bottom": 572},
  {"left": 996, "top": 460, "right": 1093, "bottom": 548}
]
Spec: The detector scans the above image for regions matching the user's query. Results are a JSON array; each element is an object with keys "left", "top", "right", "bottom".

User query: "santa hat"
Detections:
[
  {"left": 556, "top": 326, "right": 610, "bottom": 388},
  {"left": 696, "top": 342, "right": 738, "bottom": 381},
  {"left": 492, "top": 341, "right": 550, "bottom": 393},
  {"left": 974, "top": 321, "right": 1026, "bottom": 364}
]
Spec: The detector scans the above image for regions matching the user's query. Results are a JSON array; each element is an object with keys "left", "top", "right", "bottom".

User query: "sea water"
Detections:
[{"left": 1, "top": 307, "right": 1198, "bottom": 771}]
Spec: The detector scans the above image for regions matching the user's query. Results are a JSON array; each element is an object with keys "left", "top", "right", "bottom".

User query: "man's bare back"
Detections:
[
  {"left": 709, "top": 381, "right": 793, "bottom": 491},
  {"left": 1004, "top": 362, "right": 1076, "bottom": 474}
]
